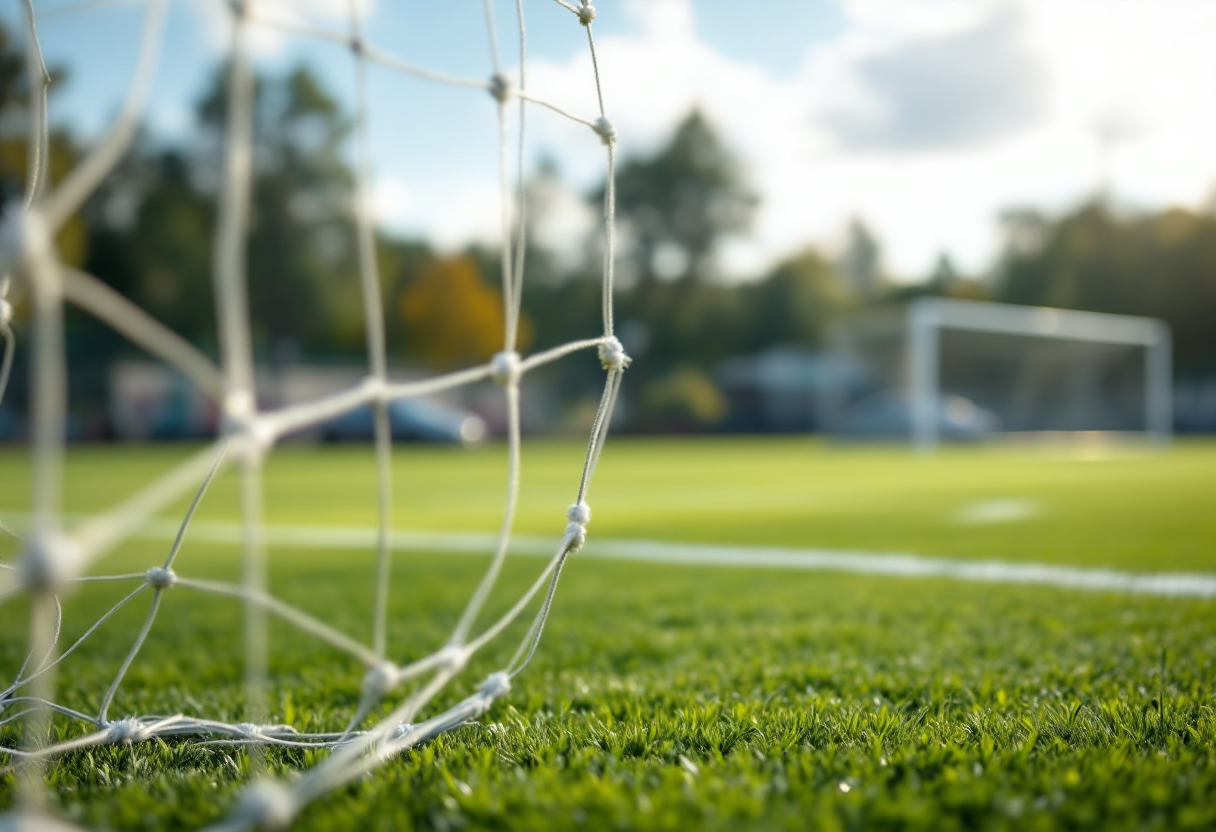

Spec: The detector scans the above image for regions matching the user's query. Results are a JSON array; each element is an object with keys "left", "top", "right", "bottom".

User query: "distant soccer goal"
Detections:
[{"left": 829, "top": 298, "right": 1172, "bottom": 450}]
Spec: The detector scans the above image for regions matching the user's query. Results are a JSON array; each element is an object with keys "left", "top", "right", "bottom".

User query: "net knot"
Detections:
[
  {"left": 105, "top": 717, "right": 153, "bottom": 744},
  {"left": 389, "top": 722, "right": 417, "bottom": 741},
  {"left": 228, "top": 0, "right": 249, "bottom": 20},
  {"left": 567, "top": 502, "right": 591, "bottom": 525},
  {"left": 436, "top": 644, "right": 469, "bottom": 672},
  {"left": 598, "top": 337, "right": 630, "bottom": 372},
  {"left": 145, "top": 566, "right": 177, "bottom": 589},
  {"left": 233, "top": 781, "right": 297, "bottom": 832},
  {"left": 592, "top": 116, "right": 616, "bottom": 146},
  {"left": 565, "top": 502, "right": 590, "bottom": 551},
  {"left": 479, "top": 671, "right": 511, "bottom": 699},
  {"left": 0, "top": 207, "right": 52, "bottom": 275},
  {"left": 565, "top": 521, "right": 587, "bottom": 551},
  {"left": 19, "top": 531, "right": 81, "bottom": 593},
  {"left": 223, "top": 389, "right": 255, "bottom": 421},
  {"left": 362, "top": 661, "right": 399, "bottom": 699},
  {"left": 236, "top": 722, "right": 261, "bottom": 737},
  {"left": 223, "top": 391, "right": 274, "bottom": 458},
  {"left": 349, "top": 36, "right": 366, "bottom": 56},
  {"left": 489, "top": 73, "right": 512, "bottom": 104},
  {"left": 577, "top": 2, "right": 597, "bottom": 25},
  {"left": 490, "top": 350, "right": 521, "bottom": 385},
  {"left": 360, "top": 375, "right": 386, "bottom": 404}
]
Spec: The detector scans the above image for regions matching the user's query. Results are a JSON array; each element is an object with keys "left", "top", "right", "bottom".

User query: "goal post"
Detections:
[{"left": 831, "top": 298, "right": 1172, "bottom": 452}]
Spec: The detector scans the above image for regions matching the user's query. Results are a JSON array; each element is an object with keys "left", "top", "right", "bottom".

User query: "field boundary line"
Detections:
[{"left": 3, "top": 512, "right": 1214, "bottom": 599}]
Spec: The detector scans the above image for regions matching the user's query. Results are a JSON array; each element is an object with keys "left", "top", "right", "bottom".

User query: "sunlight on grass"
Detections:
[{"left": 1, "top": 439, "right": 1213, "bottom": 830}]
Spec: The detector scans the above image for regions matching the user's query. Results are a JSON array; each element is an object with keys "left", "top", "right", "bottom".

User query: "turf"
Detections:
[{"left": 1, "top": 438, "right": 1214, "bottom": 830}]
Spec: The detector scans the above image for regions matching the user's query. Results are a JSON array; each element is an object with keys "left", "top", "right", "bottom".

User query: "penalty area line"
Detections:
[{"left": 2, "top": 513, "right": 1215, "bottom": 600}]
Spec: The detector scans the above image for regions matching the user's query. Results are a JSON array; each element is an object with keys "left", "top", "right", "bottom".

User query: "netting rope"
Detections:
[{"left": 0, "top": 1, "right": 627, "bottom": 828}]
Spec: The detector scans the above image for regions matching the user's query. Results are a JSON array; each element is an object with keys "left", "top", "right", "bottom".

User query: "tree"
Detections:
[
  {"left": 743, "top": 250, "right": 851, "bottom": 352},
  {"left": 997, "top": 201, "right": 1216, "bottom": 374},
  {"left": 85, "top": 64, "right": 367, "bottom": 358},
  {"left": 839, "top": 218, "right": 883, "bottom": 300},
  {"left": 398, "top": 255, "right": 530, "bottom": 368},
  {"left": 610, "top": 110, "right": 755, "bottom": 284},
  {"left": 0, "top": 22, "right": 86, "bottom": 265},
  {"left": 201, "top": 65, "right": 361, "bottom": 356},
  {"left": 85, "top": 150, "right": 215, "bottom": 341}
]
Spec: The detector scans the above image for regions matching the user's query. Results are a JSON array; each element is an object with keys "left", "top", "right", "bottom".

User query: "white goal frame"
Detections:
[{"left": 834, "top": 298, "right": 1172, "bottom": 452}]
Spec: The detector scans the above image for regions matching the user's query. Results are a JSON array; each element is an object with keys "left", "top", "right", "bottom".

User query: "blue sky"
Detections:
[
  {"left": 22, "top": 2, "right": 844, "bottom": 135},
  {"left": 13, "top": 0, "right": 1216, "bottom": 279}
]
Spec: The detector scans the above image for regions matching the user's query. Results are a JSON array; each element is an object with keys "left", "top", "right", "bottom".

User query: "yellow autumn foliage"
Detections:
[
  {"left": 398, "top": 256, "right": 531, "bottom": 368},
  {"left": 0, "top": 137, "right": 88, "bottom": 267}
]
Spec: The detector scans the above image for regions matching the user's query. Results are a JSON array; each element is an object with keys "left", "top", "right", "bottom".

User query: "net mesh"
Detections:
[{"left": 0, "top": 1, "right": 627, "bottom": 828}]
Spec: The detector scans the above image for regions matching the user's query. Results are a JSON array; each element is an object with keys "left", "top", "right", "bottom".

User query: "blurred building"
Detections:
[
  {"left": 106, "top": 360, "right": 550, "bottom": 441},
  {"left": 1174, "top": 378, "right": 1216, "bottom": 433},
  {"left": 109, "top": 361, "right": 219, "bottom": 440},
  {"left": 717, "top": 347, "right": 864, "bottom": 433}
]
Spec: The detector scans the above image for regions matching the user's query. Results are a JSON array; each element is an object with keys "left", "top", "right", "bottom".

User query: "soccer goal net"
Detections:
[
  {"left": 0, "top": 1, "right": 627, "bottom": 829},
  {"left": 829, "top": 297, "right": 1172, "bottom": 450}
]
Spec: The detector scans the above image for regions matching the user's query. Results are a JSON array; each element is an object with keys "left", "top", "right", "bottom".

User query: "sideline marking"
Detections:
[{"left": 4, "top": 513, "right": 1212, "bottom": 600}]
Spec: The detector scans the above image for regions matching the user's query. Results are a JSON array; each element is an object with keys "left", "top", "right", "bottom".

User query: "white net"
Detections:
[{"left": 0, "top": 0, "right": 627, "bottom": 828}]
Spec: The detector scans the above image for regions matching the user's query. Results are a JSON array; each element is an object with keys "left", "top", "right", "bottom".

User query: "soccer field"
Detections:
[{"left": 2, "top": 438, "right": 1214, "bottom": 830}]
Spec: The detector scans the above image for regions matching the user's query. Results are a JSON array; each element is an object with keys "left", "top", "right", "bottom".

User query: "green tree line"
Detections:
[{"left": 2, "top": 33, "right": 1214, "bottom": 432}]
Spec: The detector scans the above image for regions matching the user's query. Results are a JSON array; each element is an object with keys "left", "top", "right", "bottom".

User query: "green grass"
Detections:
[{"left": 1, "top": 438, "right": 1215, "bottom": 830}]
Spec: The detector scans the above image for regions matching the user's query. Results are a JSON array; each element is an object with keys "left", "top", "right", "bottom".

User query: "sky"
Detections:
[{"left": 12, "top": 0, "right": 1216, "bottom": 280}]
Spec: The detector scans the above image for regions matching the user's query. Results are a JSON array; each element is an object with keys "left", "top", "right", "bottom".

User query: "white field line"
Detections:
[{"left": 3, "top": 512, "right": 1215, "bottom": 600}]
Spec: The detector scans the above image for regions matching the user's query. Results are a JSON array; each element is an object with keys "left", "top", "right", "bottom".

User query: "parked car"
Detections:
[
  {"left": 320, "top": 398, "right": 486, "bottom": 445},
  {"left": 837, "top": 390, "right": 999, "bottom": 439}
]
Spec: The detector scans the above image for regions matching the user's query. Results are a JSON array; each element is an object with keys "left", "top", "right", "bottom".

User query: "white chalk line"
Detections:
[{"left": 3, "top": 512, "right": 1214, "bottom": 600}]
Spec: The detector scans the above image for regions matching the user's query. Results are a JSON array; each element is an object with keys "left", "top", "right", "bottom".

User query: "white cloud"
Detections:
[
  {"left": 32, "top": 0, "right": 1216, "bottom": 281},
  {"left": 820, "top": 4, "right": 1047, "bottom": 150},
  {"left": 528, "top": 170, "right": 597, "bottom": 273},
  {"left": 368, "top": 176, "right": 411, "bottom": 231},
  {"left": 189, "top": 0, "right": 376, "bottom": 57},
  {"left": 405, "top": 180, "right": 504, "bottom": 254},
  {"left": 515, "top": 0, "right": 1216, "bottom": 279}
]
